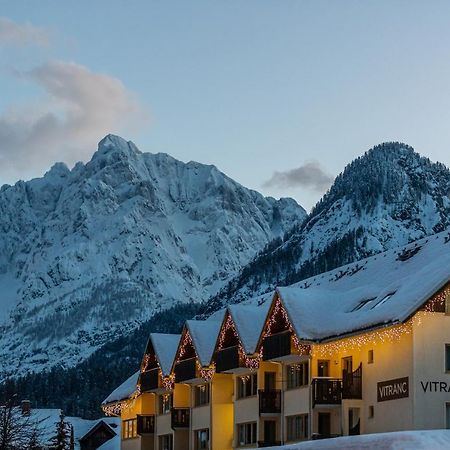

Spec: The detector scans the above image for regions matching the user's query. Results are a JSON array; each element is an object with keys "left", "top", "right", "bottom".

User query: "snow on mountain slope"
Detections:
[
  {"left": 0, "top": 134, "right": 305, "bottom": 379},
  {"left": 203, "top": 142, "right": 450, "bottom": 313}
]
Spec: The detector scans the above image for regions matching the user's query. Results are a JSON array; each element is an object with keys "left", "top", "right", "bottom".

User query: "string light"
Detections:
[{"left": 423, "top": 287, "right": 450, "bottom": 312}]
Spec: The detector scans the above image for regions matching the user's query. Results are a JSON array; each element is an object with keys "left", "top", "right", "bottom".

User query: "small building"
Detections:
[{"left": 79, "top": 420, "right": 118, "bottom": 450}]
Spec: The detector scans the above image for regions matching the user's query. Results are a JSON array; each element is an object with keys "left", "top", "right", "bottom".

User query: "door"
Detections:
[
  {"left": 265, "top": 371, "right": 276, "bottom": 390},
  {"left": 342, "top": 357, "right": 353, "bottom": 377},
  {"left": 318, "top": 412, "right": 331, "bottom": 437},
  {"left": 318, "top": 360, "right": 330, "bottom": 377},
  {"left": 349, "top": 408, "right": 360, "bottom": 435},
  {"left": 264, "top": 420, "right": 276, "bottom": 444}
]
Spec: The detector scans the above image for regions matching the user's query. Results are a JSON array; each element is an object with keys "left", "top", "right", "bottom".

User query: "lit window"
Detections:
[
  {"left": 446, "top": 345, "right": 450, "bottom": 372},
  {"left": 287, "top": 362, "right": 309, "bottom": 389},
  {"left": 194, "top": 384, "right": 210, "bottom": 407},
  {"left": 286, "top": 414, "right": 308, "bottom": 441},
  {"left": 122, "top": 419, "right": 137, "bottom": 439},
  {"left": 237, "top": 422, "right": 257, "bottom": 446},
  {"left": 317, "top": 360, "right": 329, "bottom": 377},
  {"left": 237, "top": 373, "right": 257, "bottom": 399},
  {"left": 195, "top": 429, "right": 209, "bottom": 450},
  {"left": 368, "top": 350, "right": 374, "bottom": 364},
  {"left": 159, "top": 393, "right": 173, "bottom": 414}
]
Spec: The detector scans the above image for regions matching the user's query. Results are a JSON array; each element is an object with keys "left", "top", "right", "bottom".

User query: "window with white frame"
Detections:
[
  {"left": 194, "top": 384, "right": 210, "bottom": 407},
  {"left": 159, "top": 392, "right": 173, "bottom": 414},
  {"left": 237, "top": 422, "right": 257, "bottom": 446},
  {"left": 286, "top": 414, "right": 308, "bottom": 441},
  {"left": 237, "top": 373, "right": 257, "bottom": 399},
  {"left": 122, "top": 418, "right": 137, "bottom": 439},
  {"left": 287, "top": 361, "right": 309, "bottom": 389},
  {"left": 195, "top": 428, "right": 209, "bottom": 450}
]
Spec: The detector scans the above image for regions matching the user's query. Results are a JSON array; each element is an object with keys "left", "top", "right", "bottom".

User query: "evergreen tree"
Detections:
[{"left": 48, "top": 413, "right": 71, "bottom": 450}]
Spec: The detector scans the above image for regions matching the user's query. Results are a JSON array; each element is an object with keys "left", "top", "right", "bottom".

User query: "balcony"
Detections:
[
  {"left": 137, "top": 415, "right": 155, "bottom": 434},
  {"left": 174, "top": 357, "right": 196, "bottom": 383},
  {"left": 312, "top": 378, "right": 342, "bottom": 406},
  {"left": 171, "top": 408, "right": 190, "bottom": 429},
  {"left": 258, "top": 441, "right": 282, "bottom": 447},
  {"left": 216, "top": 345, "right": 240, "bottom": 373},
  {"left": 258, "top": 389, "right": 281, "bottom": 414},
  {"left": 140, "top": 368, "right": 159, "bottom": 392},
  {"left": 262, "top": 331, "right": 291, "bottom": 361},
  {"left": 342, "top": 363, "right": 362, "bottom": 400}
]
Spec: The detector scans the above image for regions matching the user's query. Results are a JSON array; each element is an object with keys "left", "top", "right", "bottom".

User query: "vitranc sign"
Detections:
[{"left": 377, "top": 377, "right": 409, "bottom": 402}]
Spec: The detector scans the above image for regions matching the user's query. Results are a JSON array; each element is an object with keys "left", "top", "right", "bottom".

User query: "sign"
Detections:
[{"left": 377, "top": 377, "right": 409, "bottom": 402}]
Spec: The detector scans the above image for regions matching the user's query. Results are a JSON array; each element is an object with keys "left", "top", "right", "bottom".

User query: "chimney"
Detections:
[{"left": 21, "top": 400, "right": 31, "bottom": 416}]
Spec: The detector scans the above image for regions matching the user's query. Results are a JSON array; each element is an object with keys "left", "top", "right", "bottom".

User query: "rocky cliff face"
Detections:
[{"left": 0, "top": 134, "right": 306, "bottom": 378}]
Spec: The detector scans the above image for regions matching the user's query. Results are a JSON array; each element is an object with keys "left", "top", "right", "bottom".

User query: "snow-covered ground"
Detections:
[{"left": 266, "top": 430, "right": 450, "bottom": 450}]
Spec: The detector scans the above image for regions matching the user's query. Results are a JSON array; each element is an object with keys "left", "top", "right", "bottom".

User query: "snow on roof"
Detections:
[
  {"left": 102, "top": 371, "right": 139, "bottom": 405},
  {"left": 97, "top": 434, "right": 120, "bottom": 450},
  {"left": 265, "top": 429, "right": 450, "bottom": 449},
  {"left": 228, "top": 302, "right": 270, "bottom": 354},
  {"left": 275, "top": 230, "right": 450, "bottom": 341},
  {"left": 149, "top": 333, "right": 181, "bottom": 376},
  {"left": 67, "top": 416, "right": 119, "bottom": 450},
  {"left": 186, "top": 320, "right": 222, "bottom": 366}
]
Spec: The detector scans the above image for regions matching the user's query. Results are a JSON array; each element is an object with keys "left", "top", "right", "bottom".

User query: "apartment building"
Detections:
[{"left": 102, "top": 230, "right": 450, "bottom": 449}]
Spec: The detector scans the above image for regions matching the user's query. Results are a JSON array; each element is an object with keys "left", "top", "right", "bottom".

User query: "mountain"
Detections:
[
  {"left": 0, "top": 134, "right": 306, "bottom": 379},
  {"left": 202, "top": 142, "right": 450, "bottom": 314}
]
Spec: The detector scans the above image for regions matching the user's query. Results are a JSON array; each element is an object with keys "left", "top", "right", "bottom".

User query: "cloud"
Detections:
[
  {"left": 262, "top": 161, "right": 334, "bottom": 192},
  {"left": 0, "top": 17, "right": 49, "bottom": 46},
  {"left": 0, "top": 61, "right": 149, "bottom": 183}
]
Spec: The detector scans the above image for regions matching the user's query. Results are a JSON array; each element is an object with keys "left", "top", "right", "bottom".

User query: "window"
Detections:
[
  {"left": 122, "top": 419, "right": 137, "bottom": 439},
  {"left": 368, "top": 349, "right": 374, "bottom": 364},
  {"left": 372, "top": 292, "right": 396, "bottom": 309},
  {"left": 446, "top": 345, "right": 450, "bottom": 372},
  {"left": 237, "top": 373, "right": 257, "bottom": 399},
  {"left": 237, "top": 422, "right": 257, "bottom": 446},
  {"left": 195, "top": 384, "right": 210, "bottom": 407},
  {"left": 195, "top": 429, "right": 209, "bottom": 450},
  {"left": 317, "top": 360, "right": 329, "bottom": 377},
  {"left": 368, "top": 405, "right": 374, "bottom": 419},
  {"left": 286, "top": 414, "right": 308, "bottom": 441},
  {"left": 159, "top": 434, "right": 173, "bottom": 450},
  {"left": 350, "top": 298, "right": 376, "bottom": 312},
  {"left": 159, "top": 393, "right": 173, "bottom": 414},
  {"left": 287, "top": 362, "right": 309, "bottom": 389}
]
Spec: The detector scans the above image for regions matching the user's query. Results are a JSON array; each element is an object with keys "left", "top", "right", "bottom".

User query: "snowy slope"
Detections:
[
  {"left": 0, "top": 134, "right": 305, "bottom": 379},
  {"left": 204, "top": 142, "right": 450, "bottom": 313}
]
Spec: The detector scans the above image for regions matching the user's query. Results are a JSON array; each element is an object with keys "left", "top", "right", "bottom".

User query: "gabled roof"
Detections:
[
  {"left": 79, "top": 419, "right": 116, "bottom": 442},
  {"left": 102, "top": 371, "right": 139, "bottom": 405},
  {"left": 149, "top": 333, "right": 181, "bottom": 376},
  {"left": 228, "top": 303, "right": 270, "bottom": 354},
  {"left": 273, "top": 230, "right": 450, "bottom": 341},
  {"left": 185, "top": 319, "right": 222, "bottom": 366}
]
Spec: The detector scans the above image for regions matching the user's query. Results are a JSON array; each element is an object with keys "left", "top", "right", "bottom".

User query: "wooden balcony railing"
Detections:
[
  {"left": 262, "top": 331, "right": 291, "bottom": 361},
  {"left": 216, "top": 345, "right": 240, "bottom": 373},
  {"left": 258, "top": 389, "right": 281, "bottom": 414},
  {"left": 312, "top": 378, "right": 342, "bottom": 406},
  {"left": 174, "top": 358, "right": 196, "bottom": 383},
  {"left": 140, "top": 368, "right": 159, "bottom": 392},
  {"left": 171, "top": 408, "right": 190, "bottom": 429},
  {"left": 137, "top": 415, "right": 155, "bottom": 434},
  {"left": 342, "top": 363, "right": 362, "bottom": 400}
]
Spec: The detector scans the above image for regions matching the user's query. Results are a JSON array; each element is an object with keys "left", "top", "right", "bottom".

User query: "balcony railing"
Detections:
[
  {"left": 342, "top": 363, "right": 362, "bottom": 400},
  {"left": 312, "top": 378, "right": 342, "bottom": 406},
  {"left": 262, "top": 331, "right": 291, "bottom": 361},
  {"left": 258, "top": 389, "right": 281, "bottom": 414},
  {"left": 258, "top": 441, "right": 282, "bottom": 447},
  {"left": 140, "top": 368, "right": 159, "bottom": 392},
  {"left": 216, "top": 345, "right": 240, "bottom": 373},
  {"left": 171, "top": 408, "right": 190, "bottom": 429},
  {"left": 137, "top": 415, "right": 155, "bottom": 434},
  {"left": 174, "top": 358, "right": 196, "bottom": 383}
]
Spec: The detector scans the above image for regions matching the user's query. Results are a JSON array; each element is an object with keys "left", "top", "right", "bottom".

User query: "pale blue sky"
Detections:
[{"left": 2, "top": 1, "right": 450, "bottom": 209}]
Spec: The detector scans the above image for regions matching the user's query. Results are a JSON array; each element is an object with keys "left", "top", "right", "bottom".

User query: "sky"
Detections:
[{"left": 2, "top": 1, "right": 450, "bottom": 210}]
